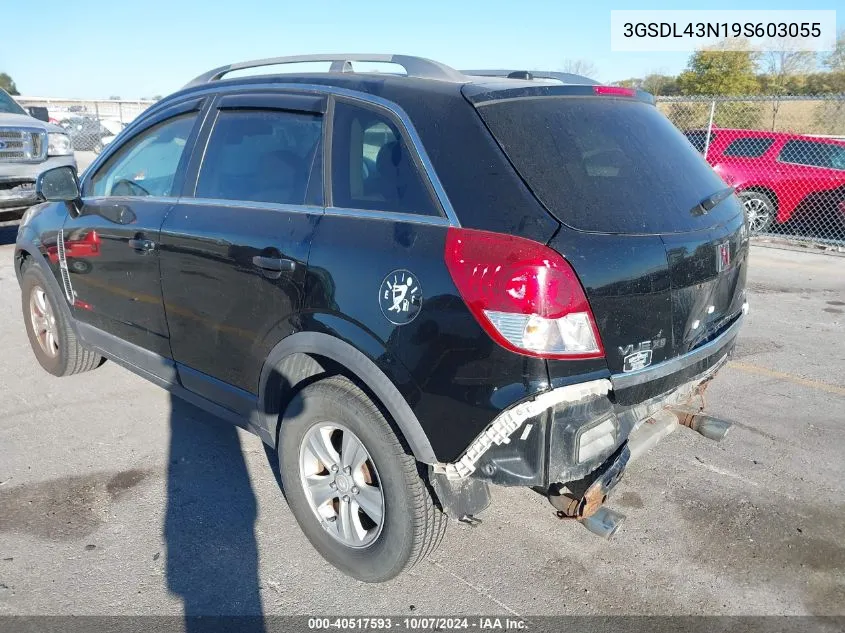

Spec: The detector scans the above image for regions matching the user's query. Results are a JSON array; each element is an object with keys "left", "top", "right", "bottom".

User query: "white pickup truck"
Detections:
[{"left": 0, "top": 89, "right": 76, "bottom": 219}]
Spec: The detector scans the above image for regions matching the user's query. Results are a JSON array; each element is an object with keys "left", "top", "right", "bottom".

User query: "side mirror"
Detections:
[
  {"left": 26, "top": 106, "right": 50, "bottom": 123},
  {"left": 36, "top": 166, "right": 81, "bottom": 203}
]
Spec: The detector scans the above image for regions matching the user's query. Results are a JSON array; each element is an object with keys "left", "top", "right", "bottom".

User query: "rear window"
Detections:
[
  {"left": 476, "top": 97, "right": 734, "bottom": 234},
  {"left": 777, "top": 140, "right": 845, "bottom": 170},
  {"left": 723, "top": 137, "right": 774, "bottom": 158}
]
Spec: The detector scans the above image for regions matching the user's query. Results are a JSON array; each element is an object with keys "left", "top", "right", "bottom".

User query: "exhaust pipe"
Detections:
[
  {"left": 671, "top": 409, "right": 732, "bottom": 442},
  {"left": 579, "top": 506, "right": 626, "bottom": 539},
  {"left": 689, "top": 414, "right": 732, "bottom": 442}
]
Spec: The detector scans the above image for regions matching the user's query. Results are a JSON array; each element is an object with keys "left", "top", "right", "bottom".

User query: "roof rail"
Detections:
[
  {"left": 184, "top": 54, "right": 466, "bottom": 88},
  {"left": 461, "top": 69, "right": 600, "bottom": 86}
]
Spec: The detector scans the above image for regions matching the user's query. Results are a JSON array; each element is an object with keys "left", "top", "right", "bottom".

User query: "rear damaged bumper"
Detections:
[{"left": 433, "top": 311, "right": 744, "bottom": 490}]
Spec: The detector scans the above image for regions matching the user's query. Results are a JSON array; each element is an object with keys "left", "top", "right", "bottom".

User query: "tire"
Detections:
[
  {"left": 277, "top": 375, "right": 446, "bottom": 582},
  {"left": 20, "top": 260, "right": 103, "bottom": 377},
  {"left": 67, "top": 258, "right": 92, "bottom": 275},
  {"left": 738, "top": 190, "right": 776, "bottom": 235}
]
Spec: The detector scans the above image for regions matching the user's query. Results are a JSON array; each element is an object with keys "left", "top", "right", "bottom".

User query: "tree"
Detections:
[
  {"left": 677, "top": 41, "right": 760, "bottom": 95},
  {"left": 825, "top": 29, "right": 845, "bottom": 71},
  {"left": 760, "top": 47, "right": 817, "bottom": 129},
  {"left": 614, "top": 73, "right": 679, "bottom": 95},
  {"left": 641, "top": 73, "right": 680, "bottom": 96},
  {"left": 804, "top": 71, "right": 845, "bottom": 94},
  {"left": 0, "top": 73, "right": 19, "bottom": 95},
  {"left": 615, "top": 77, "right": 643, "bottom": 89},
  {"left": 561, "top": 58, "right": 598, "bottom": 79}
]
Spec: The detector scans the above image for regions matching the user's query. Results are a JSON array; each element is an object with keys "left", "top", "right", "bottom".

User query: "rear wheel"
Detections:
[
  {"left": 738, "top": 190, "right": 776, "bottom": 235},
  {"left": 20, "top": 261, "right": 103, "bottom": 376},
  {"left": 277, "top": 375, "right": 446, "bottom": 582}
]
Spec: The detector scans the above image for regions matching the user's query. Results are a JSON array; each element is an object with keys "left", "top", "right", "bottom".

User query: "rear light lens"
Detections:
[
  {"left": 444, "top": 227, "right": 604, "bottom": 359},
  {"left": 593, "top": 85, "right": 636, "bottom": 97}
]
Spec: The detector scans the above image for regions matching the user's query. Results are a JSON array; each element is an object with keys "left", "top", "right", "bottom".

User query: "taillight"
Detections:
[
  {"left": 85, "top": 230, "right": 101, "bottom": 252},
  {"left": 444, "top": 227, "right": 604, "bottom": 360},
  {"left": 593, "top": 85, "right": 636, "bottom": 97}
]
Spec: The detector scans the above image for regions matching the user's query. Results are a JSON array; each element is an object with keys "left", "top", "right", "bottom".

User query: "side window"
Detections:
[
  {"left": 89, "top": 114, "right": 196, "bottom": 198},
  {"left": 331, "top": 101, "right": 439, "bottom": 216},
  {"left": 684, "top": 131, "right": 712, "bottom": 153},
  {"left": 778, "top": 140, "right": 845, "bottom": 170},
  {"left": 195, "top": 109, "right": 322, "bottom": 205},
  {"left": 723, "top": 137, "right": 774, "bottom": 158}
]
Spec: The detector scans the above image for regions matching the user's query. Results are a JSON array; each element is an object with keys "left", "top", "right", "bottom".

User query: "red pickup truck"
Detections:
[{"left": 684, "top": 127, "right": 845, "bottom": 235}]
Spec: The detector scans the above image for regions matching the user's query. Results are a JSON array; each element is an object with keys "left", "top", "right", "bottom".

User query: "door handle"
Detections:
[
  {"left": 128, "top": 238, "right": 156, "bottom": 252},
  {"left": 252, "top": 255, "right": 296, "bottom": 273}
]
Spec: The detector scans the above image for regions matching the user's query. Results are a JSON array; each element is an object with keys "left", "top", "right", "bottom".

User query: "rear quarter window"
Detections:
[{"left": 777, "top": 140, "right": 845, "bottom": 170}]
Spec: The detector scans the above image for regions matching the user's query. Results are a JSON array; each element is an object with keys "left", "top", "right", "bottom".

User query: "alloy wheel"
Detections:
[
  {"left": 299, "top": 423, "right": 385, "bottom": 548},
  {"left": 29, "top": 286, "right": 59, "bottom": 358},
  {"left": 743, "top": 197, "right": 772, "bottom": 234}
]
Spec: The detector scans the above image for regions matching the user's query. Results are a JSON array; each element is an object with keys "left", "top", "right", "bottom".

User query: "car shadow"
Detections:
[{"left": 164, "top": 395, "right": 266, "bottom": 632}]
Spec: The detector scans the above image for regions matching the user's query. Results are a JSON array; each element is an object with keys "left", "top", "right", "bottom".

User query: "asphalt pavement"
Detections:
[{"left": 0, "top": 233, "right": 843, "bottom": 618}]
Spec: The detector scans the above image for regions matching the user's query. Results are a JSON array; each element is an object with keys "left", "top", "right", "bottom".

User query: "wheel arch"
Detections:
[
  {"left": 14, "top": 230, "right": 81, "bottom": 338},
  {"left": 259, "top": 330, "right": 439, "bottom": 465}
]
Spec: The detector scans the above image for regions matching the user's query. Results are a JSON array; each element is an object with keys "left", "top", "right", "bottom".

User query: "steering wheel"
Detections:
[{"left": 111, "top": 178, "right": 151, "bottom": 197}]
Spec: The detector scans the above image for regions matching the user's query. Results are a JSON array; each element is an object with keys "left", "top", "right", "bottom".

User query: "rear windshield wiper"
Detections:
[{"left": 690, "top": 187, "right": 735, "bottom": 217}]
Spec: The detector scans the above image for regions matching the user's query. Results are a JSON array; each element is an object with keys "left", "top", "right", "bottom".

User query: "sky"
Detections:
[{"left": 2, "top": 0, "right": 842, "bottom": 99}]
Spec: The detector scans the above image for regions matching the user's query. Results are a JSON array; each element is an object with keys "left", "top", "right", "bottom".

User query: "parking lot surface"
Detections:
[{"left": 0, "top": 232, "right": 843, "bottom": 617}]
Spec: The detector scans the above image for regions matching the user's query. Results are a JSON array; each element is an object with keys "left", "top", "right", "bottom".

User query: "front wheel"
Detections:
[
  {"left": 277, "top": 376, "right": 446, "bottom": 582},
  {"left": 20, "top": 261, "right": 103, "bottom": 376},
  {"left": 738, "top": 190, "right": 776, "bottom": 235}
]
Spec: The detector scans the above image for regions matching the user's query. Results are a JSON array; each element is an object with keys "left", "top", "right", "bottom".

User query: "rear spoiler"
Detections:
[
  {"left": 460, "top": 69, "right": 600, "bottom": 86},
  {"left": 462, "top": 82, "right": 656, "bottom": 106}
]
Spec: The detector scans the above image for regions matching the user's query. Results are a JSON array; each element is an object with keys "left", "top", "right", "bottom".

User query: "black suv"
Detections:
[{"left": 15, "top": 55, "right": 748, "bottom": 582}]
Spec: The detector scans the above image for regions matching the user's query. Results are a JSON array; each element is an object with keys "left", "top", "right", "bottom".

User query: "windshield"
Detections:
[
  {"left": 475, "top": 96, "right": 737, "bottom": 234},
  {"left": 0, "top": 89, "right": 27, "bottom": 116}
]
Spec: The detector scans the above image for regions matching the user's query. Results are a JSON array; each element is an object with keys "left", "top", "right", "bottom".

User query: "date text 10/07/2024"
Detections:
[{"left": 307, "top": 617, "right": 528, "bottom": 630}]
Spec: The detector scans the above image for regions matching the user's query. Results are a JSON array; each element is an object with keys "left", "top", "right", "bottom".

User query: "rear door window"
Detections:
[
  {"left": 475, "top": 96, "right": 732, "bottom": 234},
  {"left": 723, "top": 137, "right": 774, "bottom": 158},
  {"left": 330, "top": 101, "right": 439, "bottom": 216},
  {"left": 196, "top": 109, "right": 323, "bottom": 205},
  {"left": 777, "top": 140, "right": 845, "bottom": 170}
]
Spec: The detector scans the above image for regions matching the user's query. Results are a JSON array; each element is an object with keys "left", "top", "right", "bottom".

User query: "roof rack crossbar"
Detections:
[
  {"left": 460, "top": 69, "right": 600, "bottom": 86},
  {"left": 185, "top": 54, "right": 465, "bottom": 88}
]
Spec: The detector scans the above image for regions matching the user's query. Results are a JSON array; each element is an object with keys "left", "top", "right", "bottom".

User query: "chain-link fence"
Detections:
[
  {"left": 658, "top": 94, "right": 845, "bottom": 246},
  {"left": 15, "top": 97, "right": 155, "bottom": 157},
  {"left": 12, "top": 93, "right": 845, "bottom": 245}
]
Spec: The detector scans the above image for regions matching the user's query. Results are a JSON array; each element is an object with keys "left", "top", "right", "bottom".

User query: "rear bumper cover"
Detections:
[{"left": 436, "top": 310, "right": 744, "bottom": 487}]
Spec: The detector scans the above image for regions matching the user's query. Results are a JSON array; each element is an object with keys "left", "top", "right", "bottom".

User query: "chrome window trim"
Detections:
[
  {"left": 179, "top": 197, "right": 323, "bottom": 215},
  {"left": 78, "top": 197, "right": 446, "bottom": 226},
  {"left": 325, "top": 206, "right": 451, "bottom": 227},
  {"left": 81, "top": 195, "right": 181, "bottom": 205},
  {"left": 145, "top": 82, "right": 461, "bottom": 227}
]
